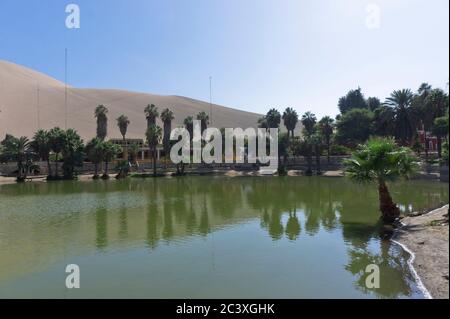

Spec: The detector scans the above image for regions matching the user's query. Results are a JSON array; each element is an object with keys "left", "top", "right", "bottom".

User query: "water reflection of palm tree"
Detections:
[
  {"left": 285, "top": 210, "right": 301, "bottom": 240},
  {"left": 199, "top": 195, "right": 210, "bottom": 236},
  {"left": 95, "top": 207, "right": 108, "bottom": 250},
  {"left": 345, "top": 240, "right": 415, "bottom": 298},
  {"left": 162, "top": 198, "right": 174, "bottom": 241},
  {"left": 268, "top": 209, "right": 284, "bottom": 240},
  {"left": 146, "top": 201, "right": 159, "bottom": 249},
  {"left": 118, "top": 206, "right": 128, "bottom": 239}
]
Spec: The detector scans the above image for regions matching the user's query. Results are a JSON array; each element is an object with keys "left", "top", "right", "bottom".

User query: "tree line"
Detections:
[
  {"left": 0, "top": 103, "right": 211, "bottom": 182},
  {"left": 257, "top": 83, "right": 449, "bottom": 175},
  {"left": 1, "top": 82, "right": 448, "bottom": 182}
]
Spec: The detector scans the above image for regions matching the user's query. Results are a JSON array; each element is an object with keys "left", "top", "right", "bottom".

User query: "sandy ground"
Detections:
[
  {"left": 393, "top": 205, "right": 449, "bottom": 299},
  {"left": 0, "top": 60, "right": 288, "bottom": 141}
]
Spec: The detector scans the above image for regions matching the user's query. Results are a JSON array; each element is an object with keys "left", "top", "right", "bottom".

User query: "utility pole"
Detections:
[
  {"left": 65, "top": 48, "right": 68, "bottom": 129},
  {"left": 209, "top": 76, "right": 212, "bottom": 125},
  {"left": 36, "top": 82, "right": 40, "bottom": 130}
]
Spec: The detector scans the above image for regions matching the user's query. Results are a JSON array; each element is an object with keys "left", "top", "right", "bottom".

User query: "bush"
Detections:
[{"left": 330, "top": 144, "right": 351, "bottom": 156}]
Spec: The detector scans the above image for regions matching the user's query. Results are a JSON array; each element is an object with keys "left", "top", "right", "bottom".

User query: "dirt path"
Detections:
[{"left": 393, "top": 205, "right": 449, "bottom": 299}]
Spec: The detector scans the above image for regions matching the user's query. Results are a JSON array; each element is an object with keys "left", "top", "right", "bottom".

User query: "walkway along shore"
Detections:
[{"left": 393, "top": 205, "right": 449, "bottom": 299}]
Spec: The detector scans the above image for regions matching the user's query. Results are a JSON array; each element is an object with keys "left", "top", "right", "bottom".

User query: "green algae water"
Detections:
[{"left": 0, "top": 176, "right": 447, "bottom": 299}]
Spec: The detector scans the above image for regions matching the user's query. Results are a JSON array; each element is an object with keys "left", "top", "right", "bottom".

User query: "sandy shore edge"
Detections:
[{"left": 392, "top": 204, "right": 449, "bottom": 299}]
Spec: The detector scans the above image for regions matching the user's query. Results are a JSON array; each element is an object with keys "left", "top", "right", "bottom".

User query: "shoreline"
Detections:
[
  {"left": 393, "top": 204, "right": 449, "bottom": 299},
  {"left": 0, "top": 170, "right": 345, "bottom": 185}
]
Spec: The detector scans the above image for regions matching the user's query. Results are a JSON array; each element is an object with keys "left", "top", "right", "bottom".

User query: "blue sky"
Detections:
[{"left": 0, "top": 0, "right": 448, "bottom": 117}]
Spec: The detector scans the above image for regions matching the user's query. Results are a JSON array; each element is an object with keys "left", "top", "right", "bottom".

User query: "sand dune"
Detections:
[{"left": 0, "top": 60, "right": 290, "bottom": 142}]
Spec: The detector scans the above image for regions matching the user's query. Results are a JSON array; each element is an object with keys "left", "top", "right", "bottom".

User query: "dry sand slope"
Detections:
[{"left": 0, "top": 60, "right": 291, "bottom": 141}]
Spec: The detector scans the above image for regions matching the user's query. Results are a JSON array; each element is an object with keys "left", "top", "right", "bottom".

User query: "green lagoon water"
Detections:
[{"left": 0, "top": 176, "right": 448, "bottom": 298}]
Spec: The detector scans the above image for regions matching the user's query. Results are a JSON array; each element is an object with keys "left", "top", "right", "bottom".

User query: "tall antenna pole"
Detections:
[
  {"left": 209, "top": 76, "right": 212, "bottom": 125},
  {"left": 36, "top": 82, "right": 40, "bottom": 129},
  {"left": 64, "top": 48, "right": 68, "bottom": 129}
]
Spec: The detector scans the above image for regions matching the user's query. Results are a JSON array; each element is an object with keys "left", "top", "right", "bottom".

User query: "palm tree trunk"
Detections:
[
  {"left": 437, "top": 136, "right": 442, "bottom": 159},
  {"left": 46, "top": 158, "right": 52, "bottom": 177},
  {"left": 326, "top": 139, "right": 330, "bottom": 165},
  {"left": 104, "top": 162, "right": 109, "bottom": 176},
  {"left": 378, "top": 179, "right": 400, "bottom": 223},
  {"left": 54, "top": 154, "right": 59, "bottom": 177},
  {"left": 17, "top": 159, "right": 24, "bottom": 182},
  {"left": 315, "top": 144, "right": 321, "bottom": 175},
  {"left": 94, "top": 163, "right": 97, "bottom": 176},
  {"left": 153, "top": 147, "right": 157, "bottom": 177},
  {"left": 122, "top": 136, "right": 128, "bottom": 162}
]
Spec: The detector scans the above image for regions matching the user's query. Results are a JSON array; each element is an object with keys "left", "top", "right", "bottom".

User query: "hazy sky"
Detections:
[{"left": 0, "top": 0, "right": 448, "bottom": 117}]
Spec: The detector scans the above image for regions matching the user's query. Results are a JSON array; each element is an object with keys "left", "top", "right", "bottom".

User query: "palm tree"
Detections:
[
  {"left": 384, "top": 89, "right": 416, "bottom": 145},
  {"left": 2, "top": 136, "right": 30, "bottom": 182},
  {"left": 48, "top": 127, "right": 65, "bottom": 178},
  {"left": 101, "top": 141, "right": 121, "bottom": 179},
  {"left": 301, "top": 112, "right": 317, "bottom": 137},
  {"left": 266, "top": 108, "right": 281, "bottom": 128},
  {"left": 432, "top": 116, "right": 449, "bottom": 158},
  {"left": 318, "top": 116, "right": 334, "bottom": 164},
  {"left": 85, "top": 138, "right": 104, "bottom": 179},
  {"left": 161, "top": 108, "right": 174, "bottom": 166},
  {"left": 301, "top": 112, "right": 317, "bottom": 176},
  {"left": 417, "top": 83, "right": 432, "bottom": 97},
  {"left": 196, "top": 111, "right": 209, "bottom": 135},
  {"left": 146, "top": 124, "right": 162, "bottom": 176},
  {"left": 257, "top": 117, "right": 269, "bottom": 129},
  {"left": 116, "top": 115, "right": 130, "bottom": 160},
  {"left": 128, "top": 142, "right": 140, "bottom": 166},
  {"left": 145, "top": 104, "right": 159, "bottom": 128},
  {"left": 95, "top": 105, "right": 108, "bottom": 140},
  {"left": 344, "top": 138, "right": 418, "bottom": 223},
  {"left": 31, "top": 129, "right": 52, "bottom": 177},
  {"left": 282, "top": 107, "right": 298, "bottom": 138},
  {"left": 372, "top": 105, "right": 395, "bottom": 137},
  {"left": 183, "top": 116, "right": 194, "bottom": 139},
  {"left": 61, "top": 129, "right": 84, "bottom": 179},
  {"left": 424, "top": 89, "right": 449, "bottom": 158}
]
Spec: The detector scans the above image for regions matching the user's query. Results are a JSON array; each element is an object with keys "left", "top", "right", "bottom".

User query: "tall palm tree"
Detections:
[
  {"left": 145, "top": 104, "right": 159, "bottom": 128},
  {"left": 196, "top": 111, "right": 209, "bottom": 135},
  {"left": 301, "top": 111, "right": 317, "bottom": 137},
  {"left": 48, "top": 127, "right": 65, "bottom": 178},
  {"left": 266, "top": 108, "right": 281, "bottom": 129},
  {"left": 101, "top": 141, "right": 121, "bottom": 179},
  {"left": 384, "top": 89, "right": 416, "bottom": 145},
  {"left": 161, "top": 108, "right": 174, "bottom": 166},
  {"left": 318, "top": 116, "right": 334, "bottom": 164},
  {"left": 183, "top": 116, "right": 194, "bottom": 139},
  {"left": 301, "top": 112, "right": 317, "bottom": 176},
  {"left": 344, "top": 137, "right": 418, "bottom": 223},
  {"left": 146, "top": 124, "right": 162, "bottom": 176},
  {"left": 116, "top": 115, "right": 130, "bottom": 160},
  {"left": 85, "top": 138, "right": 104, "bottom": 179},
  {"left": 2, "top": 136, "right": 30, "bottom": 182},
  {"left": 95, "top": 105, "right": 108, "bottom": 140},
  {"left": 417, "top": 83, "right": 432, "bottom": 97},
  {"left": 31, "top": 129, "right": 52, "bottom": 177},
  {"left": 282, "top": 107, "right": 299, "bottom": 138}
]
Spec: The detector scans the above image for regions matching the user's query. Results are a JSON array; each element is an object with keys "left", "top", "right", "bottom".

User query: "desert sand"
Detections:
[{"left": 0, "top": 60, "right": 296, "bottom": 141}]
